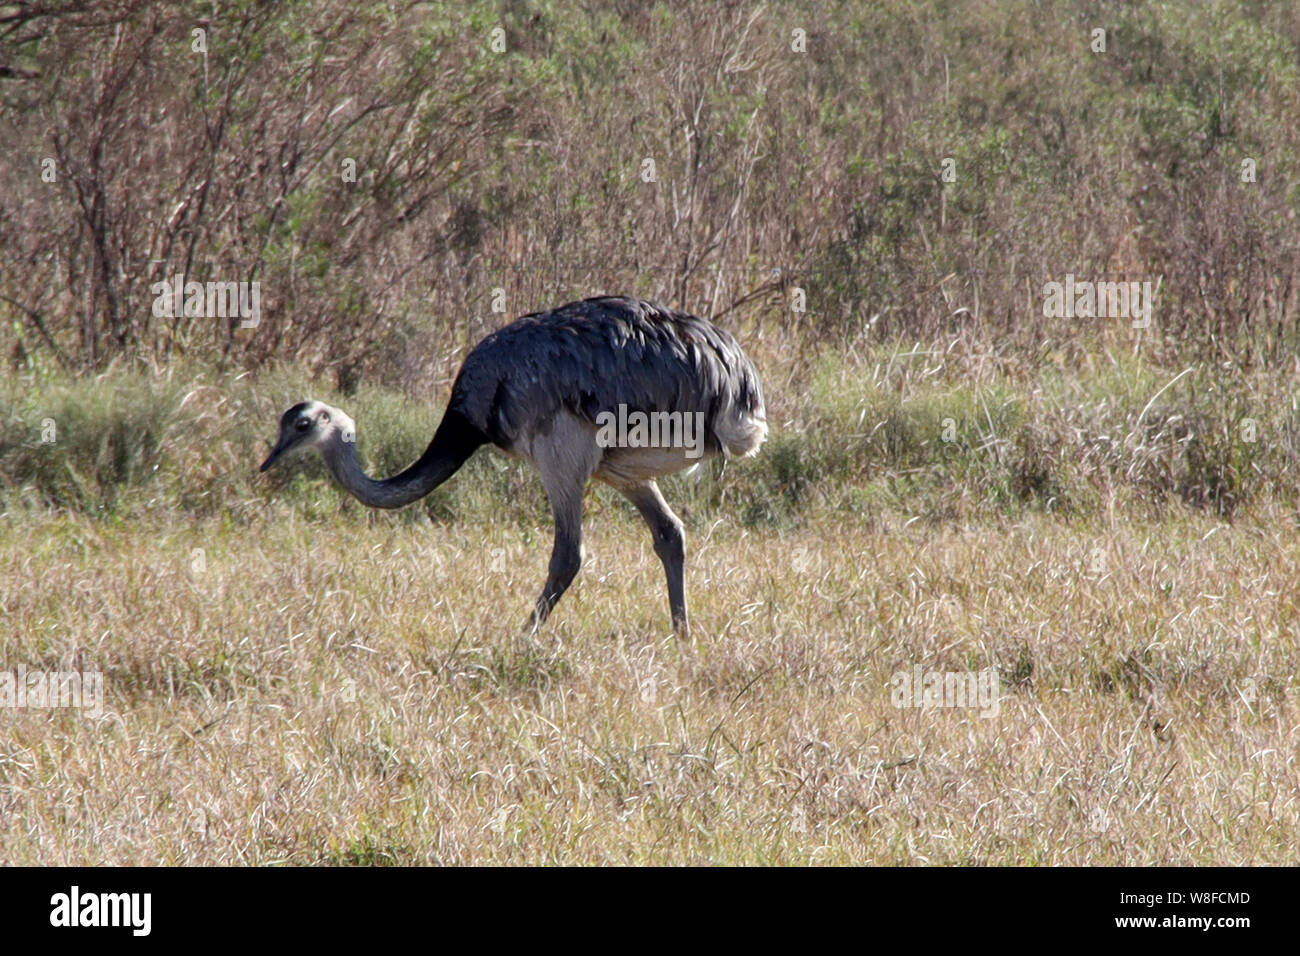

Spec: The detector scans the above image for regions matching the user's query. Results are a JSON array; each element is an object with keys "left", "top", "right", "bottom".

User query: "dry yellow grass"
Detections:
[{"left": 2, "top": 496, "right": 1296, "bottom": 865}]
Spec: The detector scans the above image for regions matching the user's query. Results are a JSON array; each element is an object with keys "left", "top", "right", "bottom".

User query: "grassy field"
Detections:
[{"left": 3, "top": 340, "right": 1297, "bottom": 865}]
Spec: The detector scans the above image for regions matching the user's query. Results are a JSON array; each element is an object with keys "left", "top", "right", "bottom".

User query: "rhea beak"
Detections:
[{"left": 260, "top": 436, "right": 293, "bottom": 472}]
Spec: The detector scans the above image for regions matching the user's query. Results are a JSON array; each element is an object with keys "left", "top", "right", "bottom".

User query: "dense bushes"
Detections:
[{"left": 2, "top": 1, "right": 1299, "bottom": 383}]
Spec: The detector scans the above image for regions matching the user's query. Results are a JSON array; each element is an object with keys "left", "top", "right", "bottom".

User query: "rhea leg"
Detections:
[
  {"left": 527, "top": 482, "right": 585, "bottom": 632},
  {"left": 524, "top": 416, "right": 600, "bottom": 633},
  {"left": 618, "top": 480, "right": 689, "bottom": 637}
]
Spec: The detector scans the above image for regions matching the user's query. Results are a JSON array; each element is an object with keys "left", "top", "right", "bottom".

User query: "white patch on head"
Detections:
[
  {"left": 333, "top": 408, "right": 357, "bottom": 444},
  {"left": 293, "top": 401, "right": 353, "bottom": 446}
]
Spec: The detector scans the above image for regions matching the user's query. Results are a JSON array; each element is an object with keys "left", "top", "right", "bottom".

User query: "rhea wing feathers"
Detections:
[{"left": 448, "top": 297, "right": 766, "bottom": 456}]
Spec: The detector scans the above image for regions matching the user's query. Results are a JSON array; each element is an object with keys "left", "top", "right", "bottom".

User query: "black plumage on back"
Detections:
[{"left": 448, "top": 297, "right": 765, "bottom": 456}]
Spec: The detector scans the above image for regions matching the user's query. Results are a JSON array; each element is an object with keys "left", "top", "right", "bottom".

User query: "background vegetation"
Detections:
[
  {"left": 3, "top": 0, "right": 1299, "bottom": 520},
  {"left": 3, "top": 0, "right": 1300, "bottom": 379}
]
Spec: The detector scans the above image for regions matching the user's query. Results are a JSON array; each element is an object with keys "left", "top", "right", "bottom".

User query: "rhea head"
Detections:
[{"left": 260, "top": 400, "right": 355, "bottom": 472}]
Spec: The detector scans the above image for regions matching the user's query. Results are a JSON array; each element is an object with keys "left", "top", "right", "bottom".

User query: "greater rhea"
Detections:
[{"left": 260, "top": 296, "right": 767, "bottom": 636}]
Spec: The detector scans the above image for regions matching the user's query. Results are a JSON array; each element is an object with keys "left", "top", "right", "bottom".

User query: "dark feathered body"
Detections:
[{"left": 448, "top": 297, "right": 766, "bottom": 462}]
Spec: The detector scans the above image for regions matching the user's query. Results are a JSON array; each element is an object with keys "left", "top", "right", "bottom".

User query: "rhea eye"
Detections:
[
  {"left": 320, "top": 412, "right": 330, "bottom": 424},
  {"left": 295, "top": 418, "right": 310, "bottom": 432}
]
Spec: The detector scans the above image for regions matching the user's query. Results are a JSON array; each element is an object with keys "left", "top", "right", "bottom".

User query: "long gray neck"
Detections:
[{"left": 320, "top": 410, "right": 485, "bottom": 510}]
